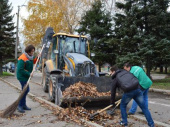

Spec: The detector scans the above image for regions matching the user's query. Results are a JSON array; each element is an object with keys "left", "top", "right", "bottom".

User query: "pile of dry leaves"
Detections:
[
  {"left": 63, "top": 81, "right": 111, "bottom": 98},
  {"left": 52, "top": 81, "right": 122, "bottom": 126},
  {"left": 53, "top": 106, "right": 121, "bottom": 127}
]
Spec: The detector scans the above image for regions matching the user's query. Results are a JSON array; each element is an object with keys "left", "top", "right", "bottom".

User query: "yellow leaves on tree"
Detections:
[
  {"left": 22, "top": 0, "right": 94, "bottom": 47},
  {"left": 22, "top": 0, "right": 64, "bottom": 46}
]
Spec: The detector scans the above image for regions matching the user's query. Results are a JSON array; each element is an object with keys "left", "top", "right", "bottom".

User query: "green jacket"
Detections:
[
  {"left": 17, "top": 53, "right": 36, "bottom": 81},
  {"left": 130, "top": 66, "right": 152, "bottom": 89}
]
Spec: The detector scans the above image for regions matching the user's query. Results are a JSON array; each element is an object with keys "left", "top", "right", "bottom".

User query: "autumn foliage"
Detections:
[{"left": 22, "top": 0, "right": 93, "bottom": 47}]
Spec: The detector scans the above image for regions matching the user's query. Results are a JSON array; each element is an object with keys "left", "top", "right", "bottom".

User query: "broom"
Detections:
[{"left": 0, "top": 44, "right": 45, "bottom": 118}]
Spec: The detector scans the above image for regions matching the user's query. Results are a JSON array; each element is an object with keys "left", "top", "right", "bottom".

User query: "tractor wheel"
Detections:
[
  {"left": 42, "top": 66, "right": 49, "bottom": 93},
  {"left": 55, "top": 85, "right": 63, "bottom": 106},
  {"left": 48, "top": 78, "right": 55, "bottom": 102}
]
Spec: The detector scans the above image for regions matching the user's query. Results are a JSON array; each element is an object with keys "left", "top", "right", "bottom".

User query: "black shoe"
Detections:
[
  {"left": 23, "top": 105, "right": 31, "bottom": 110},
  {"left": 128, "top": 112, "right": 134, "bottom": 115},
  {"left": 17, "top": 106, "right": 25, "bottom": 113}
]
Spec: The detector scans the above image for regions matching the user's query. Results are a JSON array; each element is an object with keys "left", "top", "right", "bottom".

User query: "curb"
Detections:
[
  {"left": 149, "top": 88, "right": 170, "bottom": 95},
  {"left": 0, "top": 78, "right": 102, "bottom": 127}
]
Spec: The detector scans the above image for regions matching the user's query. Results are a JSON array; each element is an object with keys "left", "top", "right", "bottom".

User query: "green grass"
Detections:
[
  {"left": 151, "top": 78, "right": 170, "bottom": 90},
  {"left": 151, "top": 71, "right": 170, "bottom": 74},
  {"left": 0, "top": 72, "right": 14, "bottom": 77},
  {"left": 150, "top": 67, "right": 170, "bottom": 74}
]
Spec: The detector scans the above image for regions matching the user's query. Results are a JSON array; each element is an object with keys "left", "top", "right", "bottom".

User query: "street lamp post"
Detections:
[
  {"left": 15, "top": 6, "right": 19, "bottom": 60},
  {"left": 15, "top": 5, "right": 26, "bottom": 76}
]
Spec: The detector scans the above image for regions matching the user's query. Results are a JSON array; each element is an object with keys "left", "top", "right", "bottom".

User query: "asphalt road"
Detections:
[{"left": 131, "top": 92, "right": 170, "bottom": 125}]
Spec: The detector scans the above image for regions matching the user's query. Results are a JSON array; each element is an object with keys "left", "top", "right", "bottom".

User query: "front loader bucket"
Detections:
[
  {"left": 61, "top": 95, "right": 122, "bottom": 107},
  {"left": 59, "top": 76, "right": 112, "bottom": 92},
  {"left": 57, "top": 76, "right": 122, "bottom": 107}
]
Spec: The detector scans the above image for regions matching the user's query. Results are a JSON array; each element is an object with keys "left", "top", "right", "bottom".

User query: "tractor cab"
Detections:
[{"left": 47, "top": 33, "right": 92, "bottom": 75}]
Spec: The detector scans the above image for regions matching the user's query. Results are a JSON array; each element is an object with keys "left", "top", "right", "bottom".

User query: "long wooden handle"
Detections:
[
  {"left": 89, "top": 99, "right": 122, "bottom": 120},
  {"left": 99, "top": 99, "right": 121, "bottom": 113},
  {"left": 25, "top": 44, "right": 45, "bottom": 88},
  {"left": 98, "top": 105, "right": 113, "bottom": 113},
  {"left": 98, "top": 99, "right": 121, "bottom": 113},
  {"left": 115, "top": 99, "right": 121, "bottom": 104},
  {"left": 114, "top": 99, "right": 121, "bottom": 109},
  {"left": 89, "top": 104, "right": 113, "bottom": 120},
  {"left": 116, "top": 99, "right": 121, "bottom": 105}
]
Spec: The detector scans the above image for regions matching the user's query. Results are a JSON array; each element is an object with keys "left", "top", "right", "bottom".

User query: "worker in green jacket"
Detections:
[
  {"left": 17, "top": 44, "right": 37, "bottom": 113},
  {"left": 123, "top": 63, "right": 152, "bottom": 115}
]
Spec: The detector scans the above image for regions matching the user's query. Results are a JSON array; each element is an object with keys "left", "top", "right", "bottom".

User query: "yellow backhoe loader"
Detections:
[{"left": 41, "top": 27, "right": 122, "bottom": 106}]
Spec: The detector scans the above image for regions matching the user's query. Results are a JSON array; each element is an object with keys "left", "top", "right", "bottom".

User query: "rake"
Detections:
[
  {"left": 89, "top": 99, "right": 121, "bottom": 121},
  {"left": 0, "top": 44, "right": 45, "bottom": 118}
]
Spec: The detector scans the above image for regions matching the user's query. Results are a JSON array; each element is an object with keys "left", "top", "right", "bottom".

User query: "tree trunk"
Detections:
[
  {"left": 99, "top": 63, "right": 101, "bottom": 72},
  {"left": 160, "top": 66, "right": 163, "bottom": 73},
  {"left": 154, "top": 66, "right": 157, "bottom": 71},
  {"left": 146, "top": 56, "right": 151, "bottom": 78},
  {"left": 0, "top": 58, "right": 3, "bottom": 75},
  {"left": 165, "top": 66, "right": 167, "bottom": 74},
  {"left": 144, "top": 1, "right": 151, "bottom": 78}
]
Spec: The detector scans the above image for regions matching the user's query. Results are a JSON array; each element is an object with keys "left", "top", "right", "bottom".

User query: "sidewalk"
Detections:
[
  {"left": 0, "top": 80, "right": 81, "bottom": 127},
  {"left": 151, "top": 73, "right": 168, "bottom": 80},
  {"left": 149, "top": 88, "right": 170, "bottom": 95}
]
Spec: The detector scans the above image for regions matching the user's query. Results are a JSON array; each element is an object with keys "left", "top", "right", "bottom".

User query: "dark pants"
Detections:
[
  {"left": 120, "top": 88, "right": 154, "bottom": 127},
  {"left": 18, "top": 81, "right": 30, "bottom": 107},
  {"left": 129, "top": 88, "right": 149, "bottom": 114}
]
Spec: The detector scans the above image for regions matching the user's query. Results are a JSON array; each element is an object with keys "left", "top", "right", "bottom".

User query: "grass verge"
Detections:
[
  {"left": 152, "top": 78, "right": 170, "bottom": 90},
  {"left": 0, "top": 72, "right": 14, "bottom": 77}
]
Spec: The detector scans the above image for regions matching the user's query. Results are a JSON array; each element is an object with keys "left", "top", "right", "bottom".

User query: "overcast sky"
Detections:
[
  {"left": 9, "top": 0, "right": 29, "bottom": 28},
  {"left": 9, "top": 0, "right": 29, "bottom": 47}
]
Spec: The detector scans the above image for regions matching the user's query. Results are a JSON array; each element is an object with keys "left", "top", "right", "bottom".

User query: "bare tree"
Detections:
[
  {"left": 55, "top": 0, "right": 93, "bottom": 33},
  {"left": 103, "top": 0, "right": 126, "bottom": 15}
]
